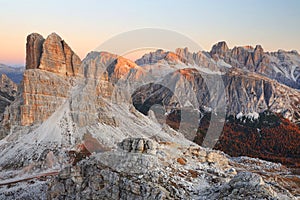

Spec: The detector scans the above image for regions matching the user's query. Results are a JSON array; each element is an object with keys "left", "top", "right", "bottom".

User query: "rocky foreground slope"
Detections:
[
  {"left": 1, "top": 138, "right": 299, "bottom": 199},
  {"left": 0, "top": 33, "right": 299, "bottom": 199},
  {"left": 46, "top": 138, "right": 299, "bottom": 199}
]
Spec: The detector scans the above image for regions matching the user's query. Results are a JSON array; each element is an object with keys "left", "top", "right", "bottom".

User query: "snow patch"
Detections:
[
  {"left": 217, "top": 59, "right": 232, "bottom": 68},
  {"left": 246, "top": 111, "right": 259, "bottom": 120},
  {"left": 184, "top": 100, "right": 193, "bottom": 107},
  {"left": 192, "top": 65, "right": 224, "bottom": 75},
  {"left": 202, "top": 106, "right": 212, "bottom": 112},
  {"left": 291, "top": 65, "right": 299, "bottom": 82},
  {"left": 236, "top": 112, "right": 243, "bottom": 119},
  {"left": 236, "top": 111, "right": 259, "bottom": 120}
]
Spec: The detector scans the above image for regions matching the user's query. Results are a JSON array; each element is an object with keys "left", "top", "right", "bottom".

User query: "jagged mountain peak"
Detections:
[
  {"left": 133, "top": 43, "right": 300, "bottom": 89},
  {"left": 88, "top": 51, "right": 140, "bottom": 67},
  {"left": 135, "top": 49, "right": 169, "bottom": 65},
  {"left": 26, "top": 33, "right": 45, "bottom": 70},
  {"left": 175, "top": 47, "right": 189, "bottom": 55},
  {"left": 0, "top": 73, "right": 9, "bottom": 80},
  {"left": 47, "top": 32, "right": 63, "bottom": 40},
  {"left": 210, "top": 42, "right": 264, "bottom": 55},
  {"left": 26, "top": 32, "right": 82, "bottom": 76},
  {"left": 83, "top": 51, "right": 140, "bottom": 83},
  {"left": 207, "top": 42, "right": 300, "bottom": 89},
  {"left": 27, "top": 32, "right": 43, "bottom": 38},
  {"left": 243, "top": 45, "right": 254, "bottom": 51},
  {"left": 0, "top": 73, "right": 17, "bottom": 94},
  {"left": 136, "top": 47, "right": 209, "bottom": 67},
  {"left": 135, "top": 48, "right": 206, "bottom": 66},
  {"left": 0, "top": 74, "right": 17, "bottom": 137},
  {"left": 254, "top": 44, "right": 264, "bottom": 51},
  {"left": 210, "top": 41, "right": 229, "bottom": 55}
]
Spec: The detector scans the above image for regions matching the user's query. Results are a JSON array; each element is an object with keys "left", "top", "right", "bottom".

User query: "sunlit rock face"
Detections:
[
  {"left": 20, "top": 33, "right": 83, "bottom": 126},
  {"left": 20, "top": 70, "right": 72, "bottom": 125},
  {"left": 26, "top": 32, "right": 82, "bottom": 76},
  {"left": 39, "top": 33, "right": 82, "bottom": 76}
]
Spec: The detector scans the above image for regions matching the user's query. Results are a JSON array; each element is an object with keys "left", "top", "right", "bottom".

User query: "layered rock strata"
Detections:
[{"left": 21, "top": 33, "right": 82, "bottom": 125}]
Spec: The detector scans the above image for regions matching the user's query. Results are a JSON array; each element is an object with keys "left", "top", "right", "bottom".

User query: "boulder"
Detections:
[{"left": 118, "top": 138, "right": 156, "bottom": 154}]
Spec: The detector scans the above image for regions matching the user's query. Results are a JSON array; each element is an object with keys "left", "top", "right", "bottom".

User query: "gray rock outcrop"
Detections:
[{"left": 46, "top": 138, "right": 297, "bottom": 200}]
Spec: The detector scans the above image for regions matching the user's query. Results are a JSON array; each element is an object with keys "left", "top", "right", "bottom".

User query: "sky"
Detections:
[{"left": 0, "top": 0, "right": 300, "bottom": 66}]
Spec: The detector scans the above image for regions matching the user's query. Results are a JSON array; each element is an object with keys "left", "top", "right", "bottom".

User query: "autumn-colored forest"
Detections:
[
  {"left": 166, "top": 110, "right": 300, "bottom": 167},
  {"left": 195, "top": 111, "right": 300, "bottom": 167}
]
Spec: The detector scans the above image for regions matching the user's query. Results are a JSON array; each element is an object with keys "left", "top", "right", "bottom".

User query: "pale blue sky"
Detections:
[{"left": 1, "top": 0, "right": 299, "bottom": 65}]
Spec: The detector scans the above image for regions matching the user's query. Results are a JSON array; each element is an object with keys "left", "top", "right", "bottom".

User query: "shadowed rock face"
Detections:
[
  {"left": 210, "top": 42, "right": 265, "bottom": 72},
  {"left": 0, "top": 74, "right": 17, "bottom": 139},
  {"left": 26, "top": 33, "right": 45, "bottom": 70},
  {"left": 0, "top": 74, "right": 17, "bottom": 116},
  {"left": 210, "top": 41, "right": 229, "bottom": 57},
  {"left": 132, "top": 68, "right": 300, "bottom": 124},
  {"left": 0, "top": 74, "right": 17, "bottom": 99}
]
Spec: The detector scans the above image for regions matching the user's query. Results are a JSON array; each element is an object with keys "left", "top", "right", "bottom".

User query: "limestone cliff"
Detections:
[
  {"left": 20, "top": 33, "right": 82, "bottom": 126},
  {"left": 39, "top": 33, "right": 82, "bottom": 76},
  {"left": 26, "top": 32, "right": 82, "bottom": 76},
  {"left": 26, "top": 33, "right": 44, "bottom": 70}
]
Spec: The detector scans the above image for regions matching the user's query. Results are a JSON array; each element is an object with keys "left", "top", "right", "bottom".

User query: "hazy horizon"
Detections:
[{"left": 1, "top": 0, "right": 300, "bottom": 66}]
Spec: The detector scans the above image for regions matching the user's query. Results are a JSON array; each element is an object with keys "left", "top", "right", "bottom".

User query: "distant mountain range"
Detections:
[
  {"left": 0, "top": 63, "right": 24, "bottom": 84},
  {"left": 0, "top": 74, "right": 17, "bottom": 135},
  {"left": 136, "top": 42, "right": 300, "bottom": 90},
  {"left": 209, "top": 42, "right": 300, "bottom": 89},
  {"left": 132, "top": 47, "right": 300, "bottom": 166}
]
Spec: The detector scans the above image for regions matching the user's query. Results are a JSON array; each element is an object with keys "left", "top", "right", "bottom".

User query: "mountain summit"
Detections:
[{"left": 26, "top": 32, "right": 82, "bottom": 76}]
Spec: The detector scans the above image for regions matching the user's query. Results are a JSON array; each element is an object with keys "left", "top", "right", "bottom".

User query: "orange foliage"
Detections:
[{"left": 214, "top": 117, "right": 300, "bottom": 167}]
